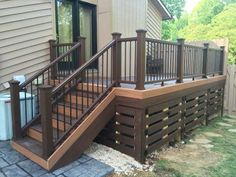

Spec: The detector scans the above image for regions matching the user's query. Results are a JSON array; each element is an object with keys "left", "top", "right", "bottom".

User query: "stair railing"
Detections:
[
  {"left": 38, "top": 33, "right": 123, "bottom": 157},
  {"left": 9, "top": 38, "right": 85, "bottom": 140}
]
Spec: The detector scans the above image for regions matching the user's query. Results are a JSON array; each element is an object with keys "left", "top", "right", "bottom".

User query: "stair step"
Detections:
[
  {"left": 77, "top": 83, "right": 105, "bottom": 93},
  {"left": 14, "top": 137, "right": 43, "bottom": 157},
  {"left": 53, "top": 103, "right": 84, "bottom": 119},
  {"left": 50, "top": 80, "right": 106, "bottom": 94},
  {"left": 65, "top": 93, "right": 95, "bottom": 105},
  {"left": 52, "top": 113, "right": 76, "bottom": 129},
  {"left": 28, "top": 124, "right": 64, "bottom": 143}
]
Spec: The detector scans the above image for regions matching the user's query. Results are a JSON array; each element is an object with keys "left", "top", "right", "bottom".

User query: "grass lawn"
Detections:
[{"left": 113, "top": 116, "right": 236, "bottom": 177}]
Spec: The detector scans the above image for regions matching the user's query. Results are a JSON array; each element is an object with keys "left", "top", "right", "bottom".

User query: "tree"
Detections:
[
  {"left": 162, "top": 0, "right": 185, "bottom": 18},
  {"left": 207, "top": 4, "right": 236, "bottom": 64},
  {"left": 190, "top": 0, "right": 225, "bottom": 25},
  {"left": 161, "top": 0, "right": 186, "bottom": 40},
  {"left": 180, "top": 3, "right": 236, "bottom": 64}
]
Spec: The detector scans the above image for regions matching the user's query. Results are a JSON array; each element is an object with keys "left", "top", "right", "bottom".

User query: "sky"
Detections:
[{"left": 184, "top": 0, "right": 201, "bottom": 13}]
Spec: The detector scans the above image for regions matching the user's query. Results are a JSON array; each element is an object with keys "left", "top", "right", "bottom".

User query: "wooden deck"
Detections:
[
  {"left": 9, "top": 30, "right": 226, "bottom": 171},
  {"left": 97, "top": 75, "right": 226, "bottom": 163}
]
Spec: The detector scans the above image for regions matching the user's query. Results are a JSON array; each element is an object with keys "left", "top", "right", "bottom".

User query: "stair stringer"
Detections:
[{"left": 47, "top": 89, "right": 116, "bottom": 171}]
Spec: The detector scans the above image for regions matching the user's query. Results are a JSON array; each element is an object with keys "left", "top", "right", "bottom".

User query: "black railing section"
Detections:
[
  {"left": 51, "top": 39, "right": 117, "bottom": 147},
  {"left": 119, "top": 37, "right": 137, "bottom": 83},
  {"left": 208, "top": 48, "right": 222, "bottom": 75},
  {"left": 183, "top": 44, "right": 204, "bottom": 80},
  {"left": 9, "top": 39, "right": 84, "bottom": 137},
  {"left": 10, "top": 30, "right": 225, "bottom": 158},
  {"left": 146, "top": 38, "right": 179, "bottom": 84}
]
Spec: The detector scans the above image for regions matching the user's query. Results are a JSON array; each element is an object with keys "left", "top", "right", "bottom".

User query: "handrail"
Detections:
[
  {"left": 52, "top": 40, "right": 116, "bottom": 95},
  {"left": 20, "top": 42, "right": 81, "bottom": 88},
  {"left": 50, "top": 39, "right": 117, "bottom": 147},
  {"left": 146, "top": 37, "right": 179, "bottom": 45},
  {"left": 53, "top": 82, "right": 115, "bottom": 147}
]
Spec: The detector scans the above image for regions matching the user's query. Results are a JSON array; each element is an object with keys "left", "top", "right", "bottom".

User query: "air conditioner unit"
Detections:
[{"left": 0, "top": 92, "right": 35, "bottom": 140}]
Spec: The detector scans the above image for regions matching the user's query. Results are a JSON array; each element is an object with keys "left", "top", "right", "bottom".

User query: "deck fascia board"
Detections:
[{"left": 115, "top": 76, "right": 226, "bottom": 99}]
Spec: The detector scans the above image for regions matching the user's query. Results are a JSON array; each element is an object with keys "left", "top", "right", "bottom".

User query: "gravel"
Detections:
[{"left": 84, "top": 143, "right": 151, "bottom": 175}]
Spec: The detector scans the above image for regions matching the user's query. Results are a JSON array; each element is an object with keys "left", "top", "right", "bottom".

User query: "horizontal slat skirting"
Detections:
[
  {"left": 147, "top": 121, "right": 181, "bottom": 145},
  {"left": 148, "top": 113, "right": 181, "bottom": 135},
  {"left": 96, "top": 136, "right": 135, "bottom": 157},
  {"left": 148, "top": 99, "right": 181, "bottom": 115},
  {"left": 147, "top": 129, "right": 181, "bottom": 154},
  {"left": 185, "top": 115, "right": 206, "bottom": 131},
  {"left": 98, "top": 131, "right": 135, "bottom": 147},
  {"left": 115, "top": 115, "right": 135, "bottom": 126},
  {"left": 116, "top": 105, "right": 136, "bottom": 116},
  {"left": 147, "top": 105, "right": 182, "bottom": 126}
]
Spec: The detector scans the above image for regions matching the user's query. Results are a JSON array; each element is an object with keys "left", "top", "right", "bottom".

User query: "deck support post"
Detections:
[
  {"left": 203, "top": 43, "right": 209, "bottom": 78},
  {"left": 135, "top": 30, "right": 147, "bottom": 90},
  {"left": 9, "top": 80, "right": 22, "bottom": 140},
  {"left": 112, "top": 33, "right": 122, "bottom": 87},
  {"left": 176, "top": 38, "right": 185, "bottom": 83},
  {"left": 39, "top": 85, "right": 54, "bottom": 159},
  {"left": 220, "top": 46, "right": 225, "bottom": 75},
  {"left": 78, "top": 37, "right": 86, "bottom": 67},
  {"left": 49, "top": 40, "right": 57, "bottom": 79},
  {"left": 134, "top": 109, "right": 146, "bottom": 163}
]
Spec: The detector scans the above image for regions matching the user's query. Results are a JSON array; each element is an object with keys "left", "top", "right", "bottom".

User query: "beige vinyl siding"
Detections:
[
  {"left": 147, "top": 0, "right": 162, "bottom": 39},
  {"left": 112, "top": 0, "right": 147, "bottom": 37},
  {"left": 0, "top": 0, "right": 54, "bottom": 91}
]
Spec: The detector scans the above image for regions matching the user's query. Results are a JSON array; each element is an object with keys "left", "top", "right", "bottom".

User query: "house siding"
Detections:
[
  {"left": 112, "top": 0, "right": 147, "bottom": 37},
  {"left": 147, "top": 0, "right": 162, "bottom": 39},
  {"left": 0, "top": 0, "right": 54, "bottom": 90}
]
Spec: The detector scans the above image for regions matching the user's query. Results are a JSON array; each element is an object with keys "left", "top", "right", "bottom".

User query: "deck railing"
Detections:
[
  {"left": 116, "top": 30, "right": 224, "bottom": 88},
  {"left": 9, "top": 39, "right": 85, "bottom": 140},
  {"left": 10, "top": 29, "right": 225, "bottom": 158}
]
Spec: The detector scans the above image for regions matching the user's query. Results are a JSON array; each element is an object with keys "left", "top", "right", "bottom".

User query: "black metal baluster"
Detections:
[
  {"left": 129, "top": 41, "right": 132, "bottom": 82},
  {"left": 30, "top": 83, "right": 33, "bottom": 120}
]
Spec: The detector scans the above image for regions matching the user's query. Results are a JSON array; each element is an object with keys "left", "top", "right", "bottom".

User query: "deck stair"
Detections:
[
  {"left": 9, "top": 31, "right": 225, "bottom": 171},
  {"left": 9, "top": 37, "right": 118, "bottom": 171}
]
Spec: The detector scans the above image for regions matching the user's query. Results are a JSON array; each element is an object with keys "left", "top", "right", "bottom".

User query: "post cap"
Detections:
[
  {"left": 9, "top": 80, "right": 20, "bottom": 85},
  {"left": 78, "top": 36, "right": 86, "bottom": 40},
  {"left": 177, "top": 38, "right": 185, "bottom": 43},
  {"left": 112, "top": 33, "right": 122, "bottom": 39},
  {"left": 220, "top": 46, "right": 225, "bottom": 50},
  {"left": 38, "top": 85, "right": 53, "bottom": 90},
  {"left": 136, "top": 29, "right": 147, "bottom": 33},
  {"left": 203, "top": 43, "right": 210, "bottom": 48},
  {"left": 48, "top": 39, "right": 57, "bottom": 43},
  {"left": 112, "top": 32, "right": 122, "bottom": 36}
]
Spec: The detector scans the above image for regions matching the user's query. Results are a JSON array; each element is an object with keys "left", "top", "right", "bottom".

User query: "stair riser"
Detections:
[
  {"left": 50, "top": 80, "right": 105, "bottom": 94},
  {"left": 77, "top": 84, "right": 104, "bottom": 93},
  {"left": 27, "top": 120, "right": 71, "bottom": 142},
  {"left": 65, "top": 95, "right": 93, "bottom": 105},
  {"left": 27, "top": 128, "right": 42, "bottom": 142},
  {"left": 53, "top": 105, "right": 82, "bottom": 119}
]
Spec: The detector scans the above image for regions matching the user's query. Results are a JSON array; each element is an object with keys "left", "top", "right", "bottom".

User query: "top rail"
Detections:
[
  {"left": 52, "top": 40, "right": 116, "bottom": 95},
  {"left": 20, "top": 42, "right": 81, "bottom": 88}
]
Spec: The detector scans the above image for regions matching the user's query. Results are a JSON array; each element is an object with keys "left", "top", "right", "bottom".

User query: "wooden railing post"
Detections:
[
  {"left": 203, "top": 43, "right": 209, "bottom": 78},
  {"left": 39, "top": 85, "right": 54, "bottom": 159},
  {"left": 78, "top": 37, "right": 86, "bottom": 66},
  {"left": 112, "top": 33, "right": 122, "bottom": 87},
  {"left": 220, "top": 46, "right": 225, "bottom": 75},
  {"left": 176, "top": 38, "right": 185, "bottom": 83},
  {"left": 9, "top": 80, "right": 22, "bottom": 140},
  {"left": 134, "top": 109, "right": 146, "bottom": 163},
  {"left": 49, "top": 40, "right": 57, "bottom": 79},
  {"left": 135, "top": 30, "right": 147, "bottom": 90}
]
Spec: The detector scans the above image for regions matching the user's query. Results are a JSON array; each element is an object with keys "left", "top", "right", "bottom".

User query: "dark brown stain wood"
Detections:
[{"left": 51, "top": 100, "right": 116, "bottom": 171}]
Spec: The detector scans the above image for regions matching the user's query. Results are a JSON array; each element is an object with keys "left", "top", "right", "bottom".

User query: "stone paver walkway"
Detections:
[{"left": 0, "top": 141, "right": 114, "bottom": 177}]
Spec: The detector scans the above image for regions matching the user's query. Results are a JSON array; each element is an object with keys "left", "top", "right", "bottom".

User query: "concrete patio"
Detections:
[{"left": 0, "top": 141, "right": 114, "bottom": 177}]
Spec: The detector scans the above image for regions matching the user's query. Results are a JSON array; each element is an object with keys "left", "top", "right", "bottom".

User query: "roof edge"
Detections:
[{"left": 154, "top": 0, "right": 173, "bottom": 20}]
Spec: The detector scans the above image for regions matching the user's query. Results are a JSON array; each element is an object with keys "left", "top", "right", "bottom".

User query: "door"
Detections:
[{"left": 56, "top": 0, "right": 97, "bottom": 69}]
